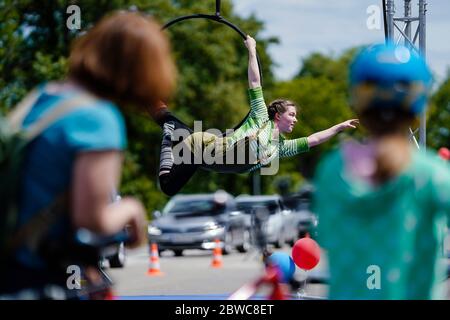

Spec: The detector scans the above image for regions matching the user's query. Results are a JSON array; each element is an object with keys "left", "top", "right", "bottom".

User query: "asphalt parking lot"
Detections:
[{"left": 108, "top": 245, "right": 328, "bottom": 299}]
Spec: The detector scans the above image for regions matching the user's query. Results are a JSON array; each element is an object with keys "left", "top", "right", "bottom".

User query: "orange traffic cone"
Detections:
[
  {"left": 147, "top": 243, "right": 164, "bottom": 276},
  {"left": 211, "top": 239, "right": 223, "bottom": 268}
]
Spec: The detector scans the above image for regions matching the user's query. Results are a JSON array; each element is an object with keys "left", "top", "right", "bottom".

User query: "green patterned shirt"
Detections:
[{"left": 224, "top": 87, "right": 309, "bottom": 172}]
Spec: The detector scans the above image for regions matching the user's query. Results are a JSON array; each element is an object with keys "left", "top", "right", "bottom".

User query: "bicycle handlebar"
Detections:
[{"left": 74, "top": 228, "right": 131, "bottom": 249}]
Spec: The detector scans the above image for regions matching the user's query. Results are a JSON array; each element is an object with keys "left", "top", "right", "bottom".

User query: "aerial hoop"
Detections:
[
  {"left": 162, "top": 0, "right": 264, "bottom": 131},
  {"left": 163, "top": 0, "right": 247, "bottom": 40}
]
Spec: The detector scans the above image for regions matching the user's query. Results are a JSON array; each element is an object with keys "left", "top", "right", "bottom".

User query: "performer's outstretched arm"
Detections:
[{"left": 307, "top": 119, "right": 359, "bottom": 147}]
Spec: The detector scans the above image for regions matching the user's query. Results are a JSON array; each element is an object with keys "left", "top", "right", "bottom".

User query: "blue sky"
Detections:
[{"left": 232, "top": 0, "right": 450, "bottom": 83}]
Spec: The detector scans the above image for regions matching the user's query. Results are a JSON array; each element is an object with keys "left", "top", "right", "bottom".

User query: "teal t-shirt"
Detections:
[
  {"left": 17, "top": 84, "right": 127, "bottom": 268},
  {"left": 313, "top": 145, "right": 450, "bottom": 299}
]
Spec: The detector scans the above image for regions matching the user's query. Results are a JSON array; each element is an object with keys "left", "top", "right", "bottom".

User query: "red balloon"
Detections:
[
  {"left": 438, "top": 147, "right": 450, "bottom": 161},
  {"left": 291, "top": 236, "right": 321, "bottom": 270}
]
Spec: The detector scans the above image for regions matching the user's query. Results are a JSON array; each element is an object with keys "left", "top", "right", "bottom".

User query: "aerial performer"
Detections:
[{"left": 149, "top": 35, "right": 359, "bottom": 196}]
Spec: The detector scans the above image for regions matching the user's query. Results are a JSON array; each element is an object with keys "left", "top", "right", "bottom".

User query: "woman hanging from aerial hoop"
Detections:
[{"left": 149, "top": 35, "right": 359, "bottom": 196}]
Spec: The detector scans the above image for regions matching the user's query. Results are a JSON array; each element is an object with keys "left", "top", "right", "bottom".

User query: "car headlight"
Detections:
[
  {"left": 204, "top": 223, "right": 221, "bottom": 231},
  {"left": 148, "top": 225, "right": 162, "bottom": 236}
]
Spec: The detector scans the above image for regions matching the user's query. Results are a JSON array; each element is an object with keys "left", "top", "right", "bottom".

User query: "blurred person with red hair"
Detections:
[{"left": 1, "top": 11, "right": 176, "bottom": 298}]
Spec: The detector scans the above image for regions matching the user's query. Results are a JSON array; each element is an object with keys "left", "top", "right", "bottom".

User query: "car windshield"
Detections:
[
  {"left": 283, "top": 198, "right": 309, "bottom": 211},
  {"left": 236, "top": 200, "right": 279, "bottom": 215},
  {"left": 163, "top": 199, "right": 226, "bottom": 217}
]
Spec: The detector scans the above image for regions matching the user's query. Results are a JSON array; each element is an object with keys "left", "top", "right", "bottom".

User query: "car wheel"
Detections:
[
  {"left": 287, "top": 238, "right": 296, "bottom": 247},
  {"left": 236, "top": 230, "right": 251, "bottom": 253},
  {"left": 298, "top": 230, "right": 308, "bottom": 239},
  {"left": 108, "top": 242, "right": 126, "bottom": 268},
  {"left": 173, "top": 249, "right": 183, "bottom": 257},
  {"left": 222, "top": 232, "right": 233, "bottom": 255},
  {"left": 274, "top": 231, "right": 285, "bottom": 249}
]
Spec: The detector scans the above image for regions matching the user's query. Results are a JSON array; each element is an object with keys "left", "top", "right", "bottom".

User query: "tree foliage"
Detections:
[
  {"left": 1, "top": 1, "right": 449, "bottom": 213},
  {"left": 0, "top": 0, "right": 277, "bottom": 213},
  {"left": 427, "top": 71, "right": 450, "bottom": 149}
]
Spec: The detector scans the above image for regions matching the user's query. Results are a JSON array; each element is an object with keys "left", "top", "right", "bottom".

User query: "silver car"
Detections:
[
  {"left": 236, "top": 195, "right": 296, "bottom": 248},
  {"left": 148, "top": 191, "right": 251, "bottom": 256}
]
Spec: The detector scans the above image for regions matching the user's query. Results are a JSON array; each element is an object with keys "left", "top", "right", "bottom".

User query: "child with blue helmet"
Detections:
[{"left": 313, "top": 43, "right": 450, "bottom": 299}]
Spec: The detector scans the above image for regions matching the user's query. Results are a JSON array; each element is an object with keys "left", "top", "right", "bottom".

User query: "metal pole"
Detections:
[
  {"left": 409, "top": 128, "right": 420, "bottom": 150},
  {"left": 386, "top": 0, "right": 396, "bottom": 41},
  {"left": 393, "top": 22, "right": 420, "bottom": 53},
  {"left": 404, "top": 0, "right": 412, "bottom": 48},
  {"left": 382, "top": 1, "right": 428, "bottom": 148},
  {"left": 418, "top": 0, "right": 427, "bottom": 58},
  {"left": 252, "top": 172, "right": 261, "bottom": 195},
  {"left": 383, "top": 0, "right": 388, "bottom": 41},
  {"left": 418, "top": 0, "right": 427, "bottom": 148}
]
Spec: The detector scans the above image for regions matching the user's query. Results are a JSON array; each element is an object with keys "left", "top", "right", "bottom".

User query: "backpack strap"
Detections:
[
  {"left": 6, "top": 85, "right": 98, "bottom": 142},
  {"left": 24, "top": 94, "right": 97, "bottom": 142},
  {"left": 6, "top": 89, "right": 41, "bottom": 131}
]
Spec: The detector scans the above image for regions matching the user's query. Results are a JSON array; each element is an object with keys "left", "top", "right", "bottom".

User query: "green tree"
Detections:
[
  {"left": 427, "top": 72, "right": 450, "bottom": 149},
  {"left": 0, "top": 0, "right": 277, "bottom": 213},
  {"left": 296, "top": 47, "right": 360, "bottom": 91}
]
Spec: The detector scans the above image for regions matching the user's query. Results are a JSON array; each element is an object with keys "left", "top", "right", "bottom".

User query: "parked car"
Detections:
[
  {"left": 148, "top": 191, "right": 251, "bottom": 256},
  {"left": 282, "top": 185, "right": 318, "bottom": 240},
  {"left": 235, "top": 194, "right": 297, "bottom": 248}
]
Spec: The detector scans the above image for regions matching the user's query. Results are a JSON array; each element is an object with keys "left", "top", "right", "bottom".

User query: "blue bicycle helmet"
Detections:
[{"left": 349, "top": 43, "right": 432, "bottom": 115}]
